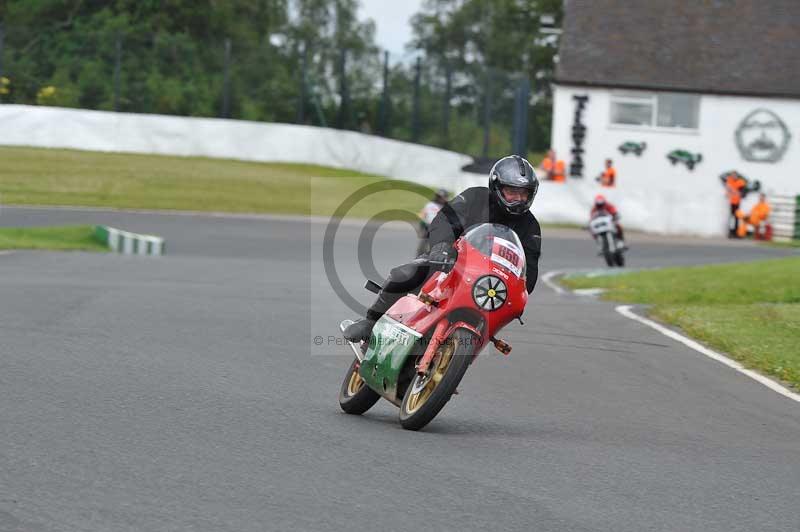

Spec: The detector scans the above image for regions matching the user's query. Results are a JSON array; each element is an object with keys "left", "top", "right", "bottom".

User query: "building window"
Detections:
[
  {"left": 656, "top": 93, "right": 699, "bottom": 128},
  {"left": 610, "top": 92, "right": 699, "bottom": 130},
  {"left": 610, "top": 94, "right": 654, "bottom": 126}
]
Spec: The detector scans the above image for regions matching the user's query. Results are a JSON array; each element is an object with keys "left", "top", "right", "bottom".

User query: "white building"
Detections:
[{"left": 548, "top": 0, "right": 800, "bottom": 236}]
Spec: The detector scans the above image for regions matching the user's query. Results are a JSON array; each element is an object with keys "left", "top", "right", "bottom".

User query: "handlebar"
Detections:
[{"left": 427, "top": 258, "right": 456, "bottom": 271}]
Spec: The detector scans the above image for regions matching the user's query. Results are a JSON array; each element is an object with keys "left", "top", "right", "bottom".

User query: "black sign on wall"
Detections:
[{"left": 570, "top": 95, "right": 589, "bottom": 177}]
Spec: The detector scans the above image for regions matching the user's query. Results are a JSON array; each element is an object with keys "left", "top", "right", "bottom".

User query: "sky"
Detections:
[{"left": 358, "top": 0, "right": 424, "bottom": 58}]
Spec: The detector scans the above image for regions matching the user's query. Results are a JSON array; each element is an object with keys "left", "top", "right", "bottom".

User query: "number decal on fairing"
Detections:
[
  {"left": 491, "top": 238, "right": 523, "bottom": 277},
  {"left": 497, "top": 245, "right": 519, "bottom": 265}
]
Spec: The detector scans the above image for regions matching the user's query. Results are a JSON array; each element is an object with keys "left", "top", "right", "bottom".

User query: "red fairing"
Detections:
[{"left": 386, "top": 226, "right": 528, "bottom": 356}]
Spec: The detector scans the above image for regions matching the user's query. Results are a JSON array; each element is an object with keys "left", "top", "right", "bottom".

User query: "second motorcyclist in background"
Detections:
[
  {"left": 343, "top": 155, "right": 542, "bottom": 343},
  {"left": 416, "top": 188, "right": 450, "bottom": 256},
  {"left": 590, "top": 194, "right": 626, "bottom": 249}
]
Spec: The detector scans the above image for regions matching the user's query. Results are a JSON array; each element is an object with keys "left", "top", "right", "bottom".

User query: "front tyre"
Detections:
[
  {"left": 602, "top": 234, "right": 614, "bottom": 267},
  {"left": 339, "top": 358, "right": 380, "bottom": 415},
  {"left": 399, "top": 329, "right": 475, "bottom": 431},
  {"left": 614, "top": 250, "right": 625, "bottom": 267}
]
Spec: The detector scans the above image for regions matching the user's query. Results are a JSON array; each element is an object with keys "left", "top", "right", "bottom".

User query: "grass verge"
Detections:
[
  {"left": 0, "top": 146, "right": 435, "bottom": 219},
  {"left": 764, "top": 240, "right": 800, "bottom": 249},
  {"left": 0, "top": 146, "right": 567, "bottom": 224},
  {"left": 0, "top": 225, "right": 108, "bottom": 252},
  {"left": 562, "top": 258, "right": 800, "bottom": 389}
]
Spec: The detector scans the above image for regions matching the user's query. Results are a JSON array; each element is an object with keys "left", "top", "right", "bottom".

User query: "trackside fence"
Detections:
[{"left": 771, "top": 195, "right": 800, "bottom": 241}]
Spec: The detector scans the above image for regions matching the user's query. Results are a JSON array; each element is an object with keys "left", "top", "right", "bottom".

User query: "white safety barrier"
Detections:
[
  {"left": 0, "top": 104, "right": 471, "bottom": 182},
  {"left": 771, "top": 195, "right": 800, "bottom": 241}
]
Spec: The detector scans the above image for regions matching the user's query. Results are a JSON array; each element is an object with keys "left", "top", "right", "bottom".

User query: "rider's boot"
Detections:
[
  {"left": 343, "top": 260, "right": 430, "bottom": 343},
  {"left": 343, "top": 317, "right": 377, "bottom": 343},
  {"left": 342, "top": 291, "right": 402, "bottom": 342},
  {"left": 342, "top": 292, "right": 400, "bottom": 342}
]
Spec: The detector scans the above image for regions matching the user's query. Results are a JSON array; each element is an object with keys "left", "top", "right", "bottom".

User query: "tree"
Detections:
[
  {"left": 0, "top": 0, "right": 381, "bottom": 123},
  {"left": 409, "top": 0, "right": 562, "bottom": 153}
]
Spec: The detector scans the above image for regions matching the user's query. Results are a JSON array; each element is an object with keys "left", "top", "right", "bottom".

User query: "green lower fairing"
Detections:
[{"left": 359, "top": 316, "right": 422, "bottom": 404}]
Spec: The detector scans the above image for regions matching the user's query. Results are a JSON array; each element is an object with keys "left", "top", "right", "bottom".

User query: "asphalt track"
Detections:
[{"left": 1, "top": 206, "right": 798, "bottom": 532}]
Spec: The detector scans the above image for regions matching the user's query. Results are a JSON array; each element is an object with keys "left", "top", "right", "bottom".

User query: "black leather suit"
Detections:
[{"left": 365, "top": 186, "right": 542, "bottom": 321}]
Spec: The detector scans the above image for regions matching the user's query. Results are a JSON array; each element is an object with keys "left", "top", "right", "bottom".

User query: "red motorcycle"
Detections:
[{"left": 338, "top": 223, "right": 528, "bottom": 430}]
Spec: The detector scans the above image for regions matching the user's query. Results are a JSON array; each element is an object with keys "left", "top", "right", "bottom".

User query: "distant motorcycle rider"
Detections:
[
  {"left": 590, "top": 194, "right": 625, "bottom": 247},
  {"left": 416, "top": 188, "right": 450, "bottom": 256},
  {"left": 343, "top": 155, "right": 543, "bottom": 343}
]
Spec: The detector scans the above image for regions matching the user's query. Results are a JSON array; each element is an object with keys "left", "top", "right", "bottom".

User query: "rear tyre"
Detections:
[
  {"left": 339, "top": 358, "right": 380, "bottom": 415},
  {"left": 399, "top": 329, "right": 476, "bottom": 431},
  {"left": 614, "top": 250, "right": 625, "bottom": 267}
]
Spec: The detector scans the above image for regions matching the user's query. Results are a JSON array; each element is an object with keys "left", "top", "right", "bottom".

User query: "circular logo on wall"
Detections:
[{"left": 735, "top": 109, "right": 791, "bottom": 163}]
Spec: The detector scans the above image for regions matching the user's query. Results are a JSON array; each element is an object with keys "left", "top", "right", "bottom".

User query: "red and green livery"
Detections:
[{"left": 338, "top": 223, "right": 529, "bottom": 430}]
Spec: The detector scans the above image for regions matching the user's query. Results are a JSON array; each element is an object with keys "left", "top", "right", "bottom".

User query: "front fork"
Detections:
[
  {"left": 415, "top": 319, "right": 506, "bottom": 375},
  {"left": 415, "top": 319, "right": 449, "bottom": 375}
]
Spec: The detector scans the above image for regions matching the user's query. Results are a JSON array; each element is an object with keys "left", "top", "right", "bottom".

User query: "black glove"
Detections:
[{"left": 427, "top": 242, "right": 452, "bottom": 270}]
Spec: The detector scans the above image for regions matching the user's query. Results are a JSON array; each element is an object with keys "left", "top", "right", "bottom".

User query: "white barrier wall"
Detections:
[
  {"left": 0, "top": 104, "right": 473, "bottom": 183},
  {"left": 2, "top": 103, "right": 780, "bottom": 236},
  {"left": 550, "top": 85, "right": 800, "bottom": 236}
]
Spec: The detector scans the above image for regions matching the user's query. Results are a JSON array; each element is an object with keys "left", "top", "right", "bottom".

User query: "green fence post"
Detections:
[
  {"left": 113, "top": 35, "right": 122, "bottom": 112},
  {"left": 482, "top": 68, "right": 492, "bottom": 158},
  {"left": 411, "top": 56, "right": 422, "bottom": 142},
  {"left": 378, "top": 50, "right": 390, "bottom": 136},
  {"left": 0, "top": 21, "right": 4, "bottom": 80},
  {"left": 336, "top": 48, "right": 351, "bottom": 129},
  {"left": 794, "top": 195, "right": 800, "bottom": 240},
  {"left": 221, "top": 38, "right": 232, "bottom": 119},
  {"left": 442, "top": 62, "right": 452, "bottom": 149}
]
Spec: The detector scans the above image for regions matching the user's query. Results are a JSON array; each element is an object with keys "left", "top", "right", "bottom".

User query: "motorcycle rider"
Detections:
[
  {"left": 590, "top": 194, "right": 625, "bottom": 248},
  {"left": 343, "top": 155, "right": 542, "bottom": 343}
]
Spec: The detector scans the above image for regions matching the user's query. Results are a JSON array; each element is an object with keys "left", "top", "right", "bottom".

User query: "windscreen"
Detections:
[{"left": 463, "top": 223, "right": 526, "bottom": 278}]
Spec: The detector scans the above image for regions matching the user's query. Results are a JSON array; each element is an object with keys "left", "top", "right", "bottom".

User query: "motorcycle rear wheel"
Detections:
[
  {"left": 614, "top": 250, "right": 625, "bottom": 267},
  {"left": 339, "top": 358, "right": 380, "bottom": 415},
  {"left": 399, "top": 329, "right": 475, "bottom": 431}
]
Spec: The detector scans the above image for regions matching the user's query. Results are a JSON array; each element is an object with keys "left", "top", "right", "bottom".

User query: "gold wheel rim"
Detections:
[
  {"left": 404, "top": 340, "right": 455, "bottom": 415},
  {"left": 347, "top": 367, "right": 365, "bottom": 396}
]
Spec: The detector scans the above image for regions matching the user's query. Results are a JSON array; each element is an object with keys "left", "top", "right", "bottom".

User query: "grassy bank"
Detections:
[
  {"left": 0, "top": 225, "right": 107, "bottom": 252},
  {"left": 562, "top": 258, "right": 800, "bottom": 389},
  {"left": 765, "top": 240, "right": 800, "bottom": 249},
  {"left": 0, "top": 146, "right": 435, "bottom": 218}
]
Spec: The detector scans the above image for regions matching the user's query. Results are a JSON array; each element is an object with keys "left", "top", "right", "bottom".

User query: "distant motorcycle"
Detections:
[{"left": 588, "top": 213, "right": 625, "bottom": 267}]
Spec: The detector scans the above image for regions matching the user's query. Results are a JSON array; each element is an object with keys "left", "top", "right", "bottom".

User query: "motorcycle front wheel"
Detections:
[
  {"left": 602, "top": 235, "right": 614, "bottom": 267},
  {"left": 399, "top": 329, "right": 475, "bottom": 431},
  {"left": 339, "top": 358, "right": 380, "bottom": 415}
]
